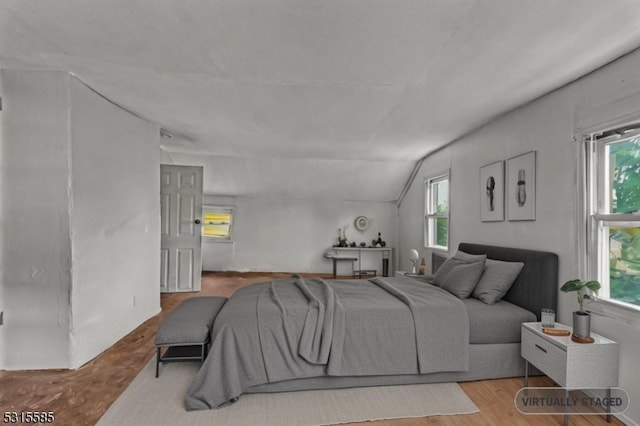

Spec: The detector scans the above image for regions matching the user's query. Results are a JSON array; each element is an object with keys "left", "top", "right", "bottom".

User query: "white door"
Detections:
[{"left": 160, "top": 165, "right": 203, "bottom": 293}]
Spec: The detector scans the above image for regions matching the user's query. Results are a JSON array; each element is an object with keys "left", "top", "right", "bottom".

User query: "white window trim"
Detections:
[
  {"left": 202, "top": 205, "right": 235, "bottom": 244},
  {"left": 424, "top": 170, "right": 450, "bottom": 251},
  {"left": 576, "top": 126, "right": 640, "bottom": 323},
  {"left": 587, "top": 296, "right": 640, "bottom": 327}
]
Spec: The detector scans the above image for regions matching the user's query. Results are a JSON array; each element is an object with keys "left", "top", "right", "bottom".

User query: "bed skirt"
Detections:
[{"left": 244, "top": 342, "right": 535, "bottom": 394}]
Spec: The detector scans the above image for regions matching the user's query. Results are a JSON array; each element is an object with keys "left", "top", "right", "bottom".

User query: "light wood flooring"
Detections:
[{"left": 0, "top": 272, "right": 625, "bottom": 425}]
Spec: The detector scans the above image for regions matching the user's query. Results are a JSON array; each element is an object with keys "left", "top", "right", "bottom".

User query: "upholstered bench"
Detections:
[{"left": 155, "top": 296, "right": 227, "bottom": 377}]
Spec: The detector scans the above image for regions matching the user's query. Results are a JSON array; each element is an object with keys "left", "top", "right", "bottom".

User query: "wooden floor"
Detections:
[{"left": 0, "top": 272, "right": 625, "bottom": 426}]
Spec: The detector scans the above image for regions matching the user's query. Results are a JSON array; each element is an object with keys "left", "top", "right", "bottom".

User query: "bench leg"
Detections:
[{"left": 156, "top": 347, "right": 161, "bottom": 378}]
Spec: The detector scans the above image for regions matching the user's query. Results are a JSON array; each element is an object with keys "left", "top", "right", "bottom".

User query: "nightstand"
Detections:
[
  {"left": 521, "top": 322, "right": 619, "bottom": 425},
  {"left": 395, "top": 271, "right": 424, "bottom": 278}
]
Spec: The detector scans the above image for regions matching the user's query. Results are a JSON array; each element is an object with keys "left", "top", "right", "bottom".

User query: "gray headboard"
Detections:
[{"left": 458, "top": 243, "right": 558, "bottom": 321}]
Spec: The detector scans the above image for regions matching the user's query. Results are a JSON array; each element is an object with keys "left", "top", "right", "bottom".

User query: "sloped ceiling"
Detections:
[{"left": 2, "top": 0, "right": 640, "bottom": 201}]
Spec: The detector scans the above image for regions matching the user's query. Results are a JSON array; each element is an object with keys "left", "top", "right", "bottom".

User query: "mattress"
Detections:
[
  {"left": 404, "top": 275, "right": 537, "bottom": 344},
  {"left": 464, "top": 297, "right": 536, "bottom": 344}
]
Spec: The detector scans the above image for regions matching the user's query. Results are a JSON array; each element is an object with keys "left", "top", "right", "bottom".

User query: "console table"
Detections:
[
  {"left": 325, "top": 247, "right": 392, "bottom": 277},
  {"left": 323, "top": 254, "right": 358, "bottom": 278}
]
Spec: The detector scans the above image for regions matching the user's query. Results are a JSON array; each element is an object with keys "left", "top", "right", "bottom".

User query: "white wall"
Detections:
[
  {"left": 68, "top": 78, "right": 161, "bottom": 367},
  {"left": 0, "top": 70, "right": 161, "bottom": 369},
  {"left": 0, "top": 70, "right": 73, "bottom": 369},
  {"left": 160, "top": 151, "right": 398, "bottom": 274},
  {"left": 0, "top": 70, "right": 3, "bottom": 367},
  {"left": 398, "top": 48, "right": 640, "bottom": 425},
  {"left": 201, "top": 195, "right": 397, "bottom": 273}
]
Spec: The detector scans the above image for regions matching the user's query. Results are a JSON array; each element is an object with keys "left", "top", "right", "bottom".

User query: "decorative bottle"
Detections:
[{"left": 418, "top": 258, "right": 426, "bottom": 275}]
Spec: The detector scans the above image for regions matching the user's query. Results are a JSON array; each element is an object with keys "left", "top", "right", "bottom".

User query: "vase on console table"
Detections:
[{"left": 337, "top": 228, "right": 348, "bottom": 247}]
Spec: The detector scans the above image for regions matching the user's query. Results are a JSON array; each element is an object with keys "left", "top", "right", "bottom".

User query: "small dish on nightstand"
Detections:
[{"left": 542, "top": 327, "right": 570, "bottom": 336}]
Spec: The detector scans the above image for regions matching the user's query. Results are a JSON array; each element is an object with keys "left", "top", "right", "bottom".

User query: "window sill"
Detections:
[
  {"left": 203, "top": 239, "right": 234, "bottom": 244},
  {"left": 587, "top": 297, "right": 640, "bottom": 327},
  {"left": 426, "top": 246, "right": 449, "bottom": 254}
]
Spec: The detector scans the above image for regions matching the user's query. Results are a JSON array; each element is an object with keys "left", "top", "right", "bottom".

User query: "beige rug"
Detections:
[{"left": 98, "top": 358, "right": 479, "bottom": 426}]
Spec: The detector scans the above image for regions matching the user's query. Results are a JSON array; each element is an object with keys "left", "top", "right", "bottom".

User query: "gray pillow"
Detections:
[
  {"left": 472, "top": 259, "right": 524, "bottom": 304},
  {"left": 439, "top": 261, "right": 486, "bottom": 298},
  {"left": 433, "top": 251, "right": 487, "bottom": 286}
]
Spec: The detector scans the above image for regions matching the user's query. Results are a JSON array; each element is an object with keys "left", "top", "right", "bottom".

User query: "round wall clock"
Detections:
[{"left": 354, "top": 216, "right": 369, "bottom": 231}]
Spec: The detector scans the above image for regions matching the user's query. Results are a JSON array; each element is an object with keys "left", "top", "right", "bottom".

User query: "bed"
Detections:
[{"left": 185, "top": 243, "right": 558, "bottom": 410}]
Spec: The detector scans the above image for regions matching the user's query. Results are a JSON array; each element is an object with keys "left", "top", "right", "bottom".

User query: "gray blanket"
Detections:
[{"left": 185, "top": 275, "right": 469, "bottom": 410}]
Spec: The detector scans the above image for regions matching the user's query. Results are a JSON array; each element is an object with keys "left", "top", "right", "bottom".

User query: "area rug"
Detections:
[{"left": 98, "top": 358, "right": 479, "bottom": 426}]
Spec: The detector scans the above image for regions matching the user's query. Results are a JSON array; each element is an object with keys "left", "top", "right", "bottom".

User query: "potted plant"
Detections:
[{"left": 560, "top": 278, "right": 601, "bottom": 338}]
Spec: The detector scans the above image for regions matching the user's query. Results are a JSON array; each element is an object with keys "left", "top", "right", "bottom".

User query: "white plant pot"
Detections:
[{"left": 573, "top": 311, "right": 591, "bottom": 338}]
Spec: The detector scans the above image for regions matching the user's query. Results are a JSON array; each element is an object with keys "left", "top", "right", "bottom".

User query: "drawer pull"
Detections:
[{"left": 535, "top": 344, "right": 547, "bottom": 353}]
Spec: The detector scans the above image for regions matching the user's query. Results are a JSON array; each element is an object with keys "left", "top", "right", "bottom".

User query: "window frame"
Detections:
[
  {"left": 582, "top": 128, "right": 640, "bottom": 318},
  {"left": 424, "top": 170, "right": 450, "bottom": 252},
  {"left": 202, "top": 205, "right": 235, "bottom": 243}
]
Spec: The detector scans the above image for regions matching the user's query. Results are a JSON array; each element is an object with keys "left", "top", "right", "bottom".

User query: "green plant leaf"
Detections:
[
  {"left": 584, "top": 280, "right": 601, "bottom": 293},
  {"left": 560, "top": 279, "right": 584, "bottom": 292}
]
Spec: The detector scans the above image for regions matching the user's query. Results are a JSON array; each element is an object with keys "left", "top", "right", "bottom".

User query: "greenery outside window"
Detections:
[
  {"left": 425, "top": 171, "right": 449, "bottom": 251},
  {"left": 202, "top": 206, "right": 234, "bottom": 242},
  {"left": 587, "top": 129, "right": 640, "bottom": 309}
]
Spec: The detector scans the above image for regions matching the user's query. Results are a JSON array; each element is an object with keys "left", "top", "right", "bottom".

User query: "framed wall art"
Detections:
[
  {"left": 479, "top": 160, "right": 504, "bottom": 222},
  {"left": 506, "top": 151, "right": 536, "bottom": 221}
]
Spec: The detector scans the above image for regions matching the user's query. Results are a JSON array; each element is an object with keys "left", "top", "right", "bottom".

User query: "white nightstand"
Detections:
[{"left": 521, "top": 322, "right": 619, "bottom": 424}]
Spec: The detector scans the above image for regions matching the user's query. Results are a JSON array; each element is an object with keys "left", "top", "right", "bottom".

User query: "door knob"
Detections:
[{"left": 194, "top": 219, "right": 201, "bottom": 224}]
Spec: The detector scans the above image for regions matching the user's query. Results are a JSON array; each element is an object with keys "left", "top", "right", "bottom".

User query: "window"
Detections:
[
  {"left": 586, "top": 128, "right": 640, "bottom": 309},
  {"left": 202, "top": 206, "right": 234, "bottom": 242},
  {"left": 425, "top": 171, "right": 449, "bottom": 251}
]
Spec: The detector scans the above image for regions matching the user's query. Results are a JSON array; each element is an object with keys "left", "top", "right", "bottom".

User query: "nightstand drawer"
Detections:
[{"left": 522, "top": 327, "right": 567, "bottom": 385}]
